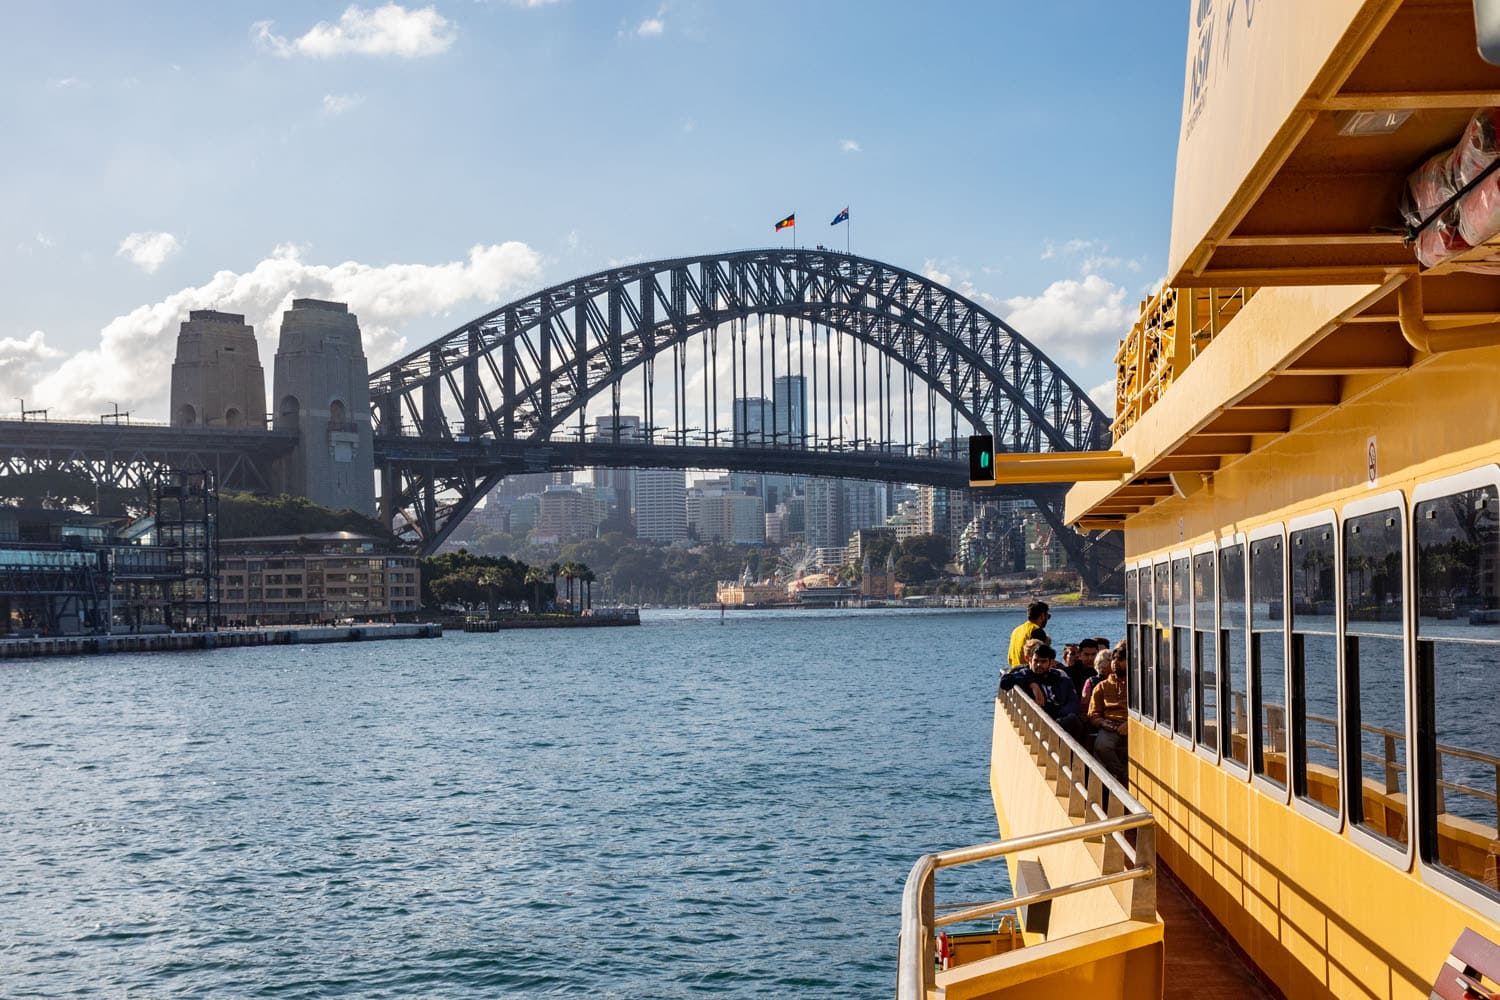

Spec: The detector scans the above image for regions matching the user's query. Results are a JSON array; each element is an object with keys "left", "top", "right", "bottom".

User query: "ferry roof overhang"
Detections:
[
  {"left": 1168, "top": 0, "right": 1500, "bottom": 289},
  {"left": 1063, "top": 271, "right": 1500, "bottom": 531}
]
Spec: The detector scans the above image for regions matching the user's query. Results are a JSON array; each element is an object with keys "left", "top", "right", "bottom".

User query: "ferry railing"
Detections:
[
  {"left": 897, "top": 690, "right": 1156, "bottom": 1000},
  {"left": 1303, "top": 711, "right": 1500, "bottom": 831}
]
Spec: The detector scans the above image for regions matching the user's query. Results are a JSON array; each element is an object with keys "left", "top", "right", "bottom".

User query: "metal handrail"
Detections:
[{"left": 897, "top": 690, "right": 1157, "bottom": 1000}]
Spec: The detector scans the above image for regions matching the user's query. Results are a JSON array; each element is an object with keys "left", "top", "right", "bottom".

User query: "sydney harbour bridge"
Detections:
[{"left": 0, "top": 249, "right": 1122, "bottom": 589}]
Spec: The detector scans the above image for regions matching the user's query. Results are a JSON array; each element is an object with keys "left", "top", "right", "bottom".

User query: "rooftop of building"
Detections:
[
  {"left": 289, "top": 298, "right": 348, "bottom": 313},
  {"left": 186, "top": 309, "right": 248, "bottom": 324}
]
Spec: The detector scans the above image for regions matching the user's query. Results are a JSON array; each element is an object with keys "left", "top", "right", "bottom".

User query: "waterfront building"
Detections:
[
  {"left": 493, "top": 472, "right": 565, "bottom": 499},
  {"left": 217, "top": 532, "right": 419, "bottom": 624},
  {"left": 169, "top": 310, "right": 266, "bottom": 429},
  {"left": 714, "top": 578, "right": 785, "bottom": 606},
  {"left": 0, "top": 506, "right": 185, "bottom": 636},
  {"left": 884, "top": 498, "right": 926, "bottom": 541},
  {"left": 635, "top": 468, "right": 687, "bottom": 544},
  {"left": 844, "top": 480, "right": 888, "bottom": 535},
  {"left": 272, "top": 299, "right": 376, "bottom": 515}
]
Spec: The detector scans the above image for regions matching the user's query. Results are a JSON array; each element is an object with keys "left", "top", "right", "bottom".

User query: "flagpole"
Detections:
[{"left": 846, "top": 208, "right": 851, "bottom": 255}]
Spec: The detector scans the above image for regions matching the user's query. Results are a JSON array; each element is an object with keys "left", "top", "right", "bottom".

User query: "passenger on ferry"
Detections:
[
  {"left": 1078, "top": 643, "right": 1110, "bottom": 708},
  {"left": 999, "top": 644, "right": 1083, "bottom": 737},
  {"left": 1006, "top": 601, "right": 1051, "bottom": 666},
  {"left": 1066, "top": 637, "right": 1099, "bottom": 694},
  {"left": 1086, "top": 647, "right": 1129, "bottom": 780}
]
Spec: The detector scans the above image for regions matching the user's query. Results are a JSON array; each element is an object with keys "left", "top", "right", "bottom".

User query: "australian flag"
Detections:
[{"left": 831, "top": 207, "right": 849, "bottom": 226}]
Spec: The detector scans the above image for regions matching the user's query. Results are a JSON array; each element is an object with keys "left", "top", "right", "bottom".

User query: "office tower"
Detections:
[{"left": 635, "top": 468, "right": 687, "bottom": 543}]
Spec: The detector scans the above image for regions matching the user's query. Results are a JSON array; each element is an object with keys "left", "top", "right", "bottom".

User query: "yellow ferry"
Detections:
[{"left": 900, "top": 2, "right": 1500, "bottom": 997}]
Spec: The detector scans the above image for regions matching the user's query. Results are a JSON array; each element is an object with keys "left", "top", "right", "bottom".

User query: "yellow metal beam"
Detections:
[{"left": 969, "top": 451, "right": 1133, "bottom": 488}]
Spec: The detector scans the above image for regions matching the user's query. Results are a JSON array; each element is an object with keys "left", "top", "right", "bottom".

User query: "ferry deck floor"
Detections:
[{"left": 1159, "top": 863, "right": 1277, "bottom": 999}]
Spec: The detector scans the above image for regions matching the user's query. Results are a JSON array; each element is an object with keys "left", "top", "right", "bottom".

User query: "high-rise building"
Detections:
[
  {"left": 635, "top": 468, "right": 687, "bottom": 544},
  {"left": 591, "top": 415, "right": 641, "bottom": 532},
  {"left": 844, "top": 480, "right": 887, "bottom": 535},
  {"left": 697, "top": 491, "right": 765, "bottom": 545},
  {"left": 804, "top": 478, "right": 844, "bottom": 550},
  {"left": 732, "top": 396, "right": 771, "bottom": 447},
  {"left": 531, "top": 484, "right": 608, "bottom": 543},
  {"left": 772, "top": 375, "right": 807, "bottom": 448}
]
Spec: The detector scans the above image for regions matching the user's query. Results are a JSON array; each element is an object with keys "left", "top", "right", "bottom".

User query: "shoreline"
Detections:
[{"left": 0, "top": 622, "right": 444, "bottom": 662}]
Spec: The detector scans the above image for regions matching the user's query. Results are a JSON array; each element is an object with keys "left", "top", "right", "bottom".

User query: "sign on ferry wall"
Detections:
[{"left": 1167, "top": 0, "right": 1384, "bottom": 283}]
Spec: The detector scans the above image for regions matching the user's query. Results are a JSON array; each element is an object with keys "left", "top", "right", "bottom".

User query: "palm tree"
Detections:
[
  {"left": 548, "top": 562, "right": 562, "bottom": 611},
  {"left": 561, "top": 561, "right": 580, "bottom": 613},
  {"left": 524, "top": 566, "right": 546, "bottom": 614},
  {"left": 581, "top": 567, "right": 596, "bottom": 610}
]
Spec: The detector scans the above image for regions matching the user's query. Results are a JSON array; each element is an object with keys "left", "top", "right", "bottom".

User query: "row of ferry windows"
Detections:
[{"left": 1123, "top": 477, "right": 1500, "bottom": 906}]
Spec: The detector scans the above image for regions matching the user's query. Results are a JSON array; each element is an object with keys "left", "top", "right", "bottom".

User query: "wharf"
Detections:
[
  {"left": 0, "top": 622, "right": 444, "bottom": 661},
  {"left": 461, "top": 609, "right": 639, "bottom": 632}
]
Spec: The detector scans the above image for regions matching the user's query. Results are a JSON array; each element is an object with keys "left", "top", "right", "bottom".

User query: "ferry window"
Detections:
[
  {"left": 1194, "top": 551, "right": 1218, "bottom": 753},
  {"left": 1142, "top": 568, "right": 1157, "bottom": 722},
  {"left": 1126, "top": 569, "right": 1141, "bottom": 712},
  {"left": 1220, "top": 543, "right": 1249, "bottom": 766},
  {"left": 1346, "top": 507, "right": 1408, "bottom": 849},
  {"left": 1415, "top": 485, "right": 1500, "bottom": 897},
  {"left": 1251, "top": 534, "right": 1288, "bottom": 788},
  {"left": 1155, "top": 563, "right": 1172, "bottom": 725},
  {"left": 1290, "top": 524, "right": 1339, "bottom": 816},
  {"left": 1173, "top": 557, "right": 1193, "bottom": 738}
]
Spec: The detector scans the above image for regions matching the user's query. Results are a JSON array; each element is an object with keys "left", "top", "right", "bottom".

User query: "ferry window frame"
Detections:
[
  {"left": 1287, "top": 510, "right": 1343, "bottom": 832},
  {"left": 1341, "top": 489, "right": 1414, "bottom": 874},
  {"left": 1218, "top": 534, "right": 1251, "bottom": 777},
  {"left": 1153, "top": 556, "right": 1172, "bottom": 731},
  {"left": 1248, "top": 521, "right": 1291, "bottom": 803},
  {"left": 1126, "top": 565, "right": 1142, "bottom": 718},
  {"left": 1192, "top": 540, "right": 1220, "bottom": 763},
  {"left": 1143, "top": 558, "right": 1161, "bottom": 724},
  {"left": 1171, "top": 552, "right": 1195, "bottom": 748},
  {"left": 1411, "top": 468, "right": 1500, "bottom": 918}
]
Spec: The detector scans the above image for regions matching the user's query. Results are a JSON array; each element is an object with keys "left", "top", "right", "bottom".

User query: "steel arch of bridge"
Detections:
[{"left": 368, "top": 248, "right": 1117, "bottom": 584}]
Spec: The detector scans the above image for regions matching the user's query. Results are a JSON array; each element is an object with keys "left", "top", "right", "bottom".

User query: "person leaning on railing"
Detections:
[
  {"left": 1086, "top": 645, "right": 1129, "bottom": 780},
  {"left": 999, "top": 644, "right": 1084, "bottom": 739}
]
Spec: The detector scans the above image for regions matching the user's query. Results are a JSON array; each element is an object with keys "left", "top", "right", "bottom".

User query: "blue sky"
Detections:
[{"left": 0, "top": 1, "right": 1186, "bottom": 419}]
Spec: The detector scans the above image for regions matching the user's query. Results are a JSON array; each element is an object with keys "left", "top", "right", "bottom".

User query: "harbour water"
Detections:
[{"left": 1, "top": 606, "right": 1120, "bottom": 998}]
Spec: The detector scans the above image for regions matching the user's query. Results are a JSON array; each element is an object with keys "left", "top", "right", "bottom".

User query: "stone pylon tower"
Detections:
[
  {"left": 169, "top": 310, "right": 266, "bottom": 428},
  {"left": 271, "top": 299, "right": 376, "bottom": 515}
]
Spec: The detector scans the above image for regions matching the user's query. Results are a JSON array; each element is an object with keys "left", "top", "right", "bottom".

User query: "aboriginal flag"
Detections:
[{"left": 774, "top": 213, "right": 795, "bottom": 231}]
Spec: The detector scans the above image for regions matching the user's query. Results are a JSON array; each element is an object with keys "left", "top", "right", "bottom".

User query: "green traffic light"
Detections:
[{"left": 980, "top": 451, "right": 991, "bottom": 469}]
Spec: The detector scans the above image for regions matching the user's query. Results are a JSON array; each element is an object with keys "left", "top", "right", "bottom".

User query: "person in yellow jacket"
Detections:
[{"left": 1006, "top": 601, "right": 1051, "bottom": 668}]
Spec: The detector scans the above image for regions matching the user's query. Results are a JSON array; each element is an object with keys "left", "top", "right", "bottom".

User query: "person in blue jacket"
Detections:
[{"left": 999, "top": 644, "right": 1083, "bottom": 738}]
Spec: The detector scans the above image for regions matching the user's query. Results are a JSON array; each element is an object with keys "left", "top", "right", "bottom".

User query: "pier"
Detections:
[{"left": 0, "top": 622, "right": 444, "bottom": 662}]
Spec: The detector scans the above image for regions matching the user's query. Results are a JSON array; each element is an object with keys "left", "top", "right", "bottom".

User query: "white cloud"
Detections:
[
  {"left": 511, "top": 0, "right": 561, "bottom": 6},
  {"left": 635, "top": 16, "right": 664, "bottom": 36},
  {"left": 840, "top": 138, "right": 862, "bottom": 154},
  {"left": 116, "top": 232, "right": 182, "bottom": 274},
  {"left": 1000, "top": 274, "right": 1133, "bottom": 367},
  {"left": 1040, "top": 238, "right": 1097, "bottom": 261},
  {"left": 1087, "top": 379, "right": 1117, "bottom": 413},
  {"left": 322, "top": 92, "right": 365, "bottom": 115},
  {"left": 0, "top": 332, "right": 64, "bottom": 405},
  {"left": 255, "top": 4, "right": 456, "bottom": 59},
  {"left": 48, "top": 77, "right": 82, "bottom": 90},
  {"left": 30, "top": 242, "right": 544, "bottom": 421}
]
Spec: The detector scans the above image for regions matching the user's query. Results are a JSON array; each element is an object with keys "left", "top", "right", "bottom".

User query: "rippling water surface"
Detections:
[{"left": 1, "top": 606, "right": 1120, "bottom": 997}]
